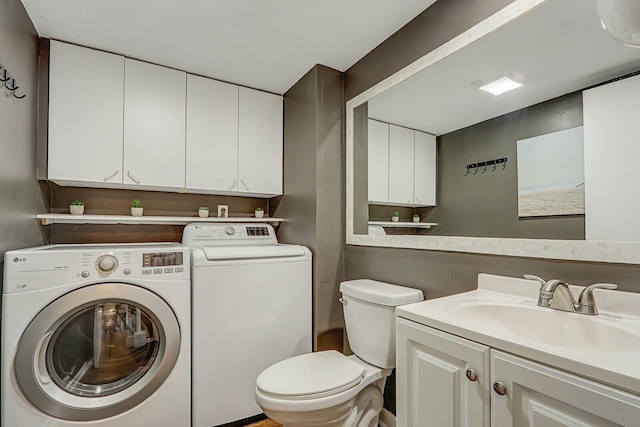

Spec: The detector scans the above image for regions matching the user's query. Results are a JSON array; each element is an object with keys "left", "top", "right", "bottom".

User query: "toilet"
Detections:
[{"left": 255, "top": 279, "right": 424, "bottom": 426}]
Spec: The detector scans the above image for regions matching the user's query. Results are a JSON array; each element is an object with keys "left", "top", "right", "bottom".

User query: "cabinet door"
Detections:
[
  {"left": 48, "top": 41, "right": 124, "bottom": 184},
  {"left": 491, "top": 350, "right": 640, "bottom": 426},
  {"left": 414, "top": 131, "right": 437, "bottom": 206},
  {"left": 124, "top": 59, "right": 186, "bottom": 189},
  {"left": 186, "top": 75, "right": 239, "bottom": 192},
  {"left": 388, "top": 125, "right": 415, "bottom": 204},
  {"left": 238, "top": 87, "right": 283, "bottom": 195},
  {"left": 368, "top": 120, "right": 390, "bottom": 203},
  {"left": 397, "top": 318, "right": 490, "bottom": 427}
]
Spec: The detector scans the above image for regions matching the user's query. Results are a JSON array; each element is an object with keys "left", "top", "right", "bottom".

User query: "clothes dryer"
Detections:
[
  {"left": 183, "top": 223, "right": 312, "bottom": 427},
  {"left": 1, "top": 243, "right": 190, "bottom": 426}
]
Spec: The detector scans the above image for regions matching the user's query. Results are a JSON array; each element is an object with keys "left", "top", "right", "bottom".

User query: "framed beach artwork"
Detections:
[{"left": 517, "top": 127, "right": 585, "bottom": 217}]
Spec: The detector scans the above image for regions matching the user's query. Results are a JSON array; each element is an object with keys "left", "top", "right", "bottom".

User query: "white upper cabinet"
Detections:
[
  {"left": 46, "top": 42, "right": 282, "bottom": 196},
  {"left": 186, "top": 75, "right": 239, "bottom": 192},
  {"left": 414, "top": 131, "right": 437, "bottom": 206},
  {"left": 367, "top": 120, "right": 390, "bottom": 203},
  {"left": 48, "top": 41, "right": 124, "bottom": 184},
  {"left": 388, "top": 124, "right": 415, "bottom": 204},
  {"left": 367, "top": 120, "right": 436, "bottom": 206},
  {"left": 238, "top": 87, "right": 283, "bottom": 196},
  {"left": 124, "top": 59, "right": 186, "bottom": 190}
]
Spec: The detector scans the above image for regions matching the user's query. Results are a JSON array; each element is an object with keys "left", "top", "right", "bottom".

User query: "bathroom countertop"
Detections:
[{"left": 396, "top": 273, "right": 640, "bottom": 395}]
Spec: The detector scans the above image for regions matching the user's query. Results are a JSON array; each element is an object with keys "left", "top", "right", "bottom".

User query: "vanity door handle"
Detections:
[
  {"left": 465, "top": 369, "right": 477, "bottom": 382},
  {"left": 127, "top": 171, "right": 141, "bottom": 184},
  {"left": 227, "top": 180, "right": 237, "bottom": 191},
  {"left": 103, "top": 170, "right": 119, "bottom": 182},
  {"left": 240, "top": 180, "right": 249, "bottom": 191},
  {"left": 493, "top": 381, "right": 507, "bottom": 396}
]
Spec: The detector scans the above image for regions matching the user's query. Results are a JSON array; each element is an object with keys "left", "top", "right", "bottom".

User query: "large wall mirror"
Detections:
[{"left": 346, "top": 0, "right": 640, "bottom": 264}]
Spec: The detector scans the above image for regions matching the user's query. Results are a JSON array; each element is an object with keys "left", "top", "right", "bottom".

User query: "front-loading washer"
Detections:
[{"left": 1, "top": 243, "right": 190, "bottom": 427}]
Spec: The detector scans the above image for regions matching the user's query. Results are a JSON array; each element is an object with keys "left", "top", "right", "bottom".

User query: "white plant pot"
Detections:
[
  {"left": 198, "top": 209, "right": 209, "bottom": 218},
  {"left": 391, "top": 216, "right": 399, "bottom": 222},
  {"left": 255, "top": 210, "right": 264, "bottom": 219},
  {"left": 69, "top": 205, "right": 84, "bottom": 215},
  {"left": 413, "top": 216, "right": 420, "bottom": 223},
  {"left": 131, "top": 207, "right": 144, "bottom": 217}
]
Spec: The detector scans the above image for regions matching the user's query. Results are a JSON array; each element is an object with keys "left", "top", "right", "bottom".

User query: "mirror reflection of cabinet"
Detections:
[{"left": 367, "top": 119, "right": 436, "bottom": 206}]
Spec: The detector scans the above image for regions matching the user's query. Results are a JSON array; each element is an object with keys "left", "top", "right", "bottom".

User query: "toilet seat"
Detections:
[{"left": 256, "top": 351, "right": 366, "bottom": 400}]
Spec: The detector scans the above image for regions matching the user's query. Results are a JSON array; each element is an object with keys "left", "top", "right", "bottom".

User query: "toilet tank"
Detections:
[{"left": 340, "top": 279, "right": 423, "bottom": 369}]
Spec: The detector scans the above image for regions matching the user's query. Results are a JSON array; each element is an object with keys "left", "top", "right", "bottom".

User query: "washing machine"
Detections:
[
  {"left": 182, "top": 223, "right": 312, "bottom": 427},
  {"left": 1, "top": 243, "right": 191, "bottom": 427}
]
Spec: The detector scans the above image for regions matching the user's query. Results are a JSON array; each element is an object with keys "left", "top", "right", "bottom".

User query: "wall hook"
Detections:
[
  {"left": 465, "top": 157, "right": 508, "bottom": 176},
  {"left": 0, "top": 69, "right": 9, "bottom": 82},
  {"left": 0, "top": 60, "right": 26, "bottom": 100}
]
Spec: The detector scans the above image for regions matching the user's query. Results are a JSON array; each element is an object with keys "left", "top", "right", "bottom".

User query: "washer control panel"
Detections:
[{"left": 3, "top": 244, "right": 190, "bottom": 294}]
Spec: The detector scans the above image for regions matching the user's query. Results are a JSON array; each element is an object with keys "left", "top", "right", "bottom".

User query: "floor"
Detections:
[{"left": 245, "top": 419, "right": 281, "bottom": 427}]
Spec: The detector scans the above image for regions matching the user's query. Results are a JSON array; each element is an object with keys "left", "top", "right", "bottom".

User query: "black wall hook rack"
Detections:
[
  {"left": 465, "top": 157, "right": 507, "bottom": 176},
  {"left": 0, "top": 61, "right": 26, "bottom": 99}
]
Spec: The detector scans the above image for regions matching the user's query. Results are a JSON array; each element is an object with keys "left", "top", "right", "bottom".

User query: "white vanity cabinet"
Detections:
[
  {"left": 367, "top": 120, "right": 436, "bottom": 206},
  {"left": 47, "top": 41, "right": 125, "bottom": 185},
  {"left": 491, "top": 350, "right": 640, "bottom": 426},
  {"left": 396, "top": 318, "right": 490, "bottom": 427},
  {"left": 397, "top": 318, "right": 640, "bottom": 427},
  {"left": 123, "top": 59, "right": 186, "bottom": 190}
]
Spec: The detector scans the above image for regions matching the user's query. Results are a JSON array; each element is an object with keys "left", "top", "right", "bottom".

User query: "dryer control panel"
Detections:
[{"left": 182, "top": 223, "right": 278, "bottom": 247}]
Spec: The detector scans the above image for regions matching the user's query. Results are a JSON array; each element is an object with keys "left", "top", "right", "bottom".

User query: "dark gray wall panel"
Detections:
[{"left": 0, "top": 0, "right": 46, "bottom": 257}]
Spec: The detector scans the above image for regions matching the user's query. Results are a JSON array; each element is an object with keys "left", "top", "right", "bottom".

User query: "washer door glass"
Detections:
[
  {"left": 47, "top": 302, "right": 159, "bottom": 397},
  {"left": 15, "top": 283, "right": 181, "bottom": 421}
]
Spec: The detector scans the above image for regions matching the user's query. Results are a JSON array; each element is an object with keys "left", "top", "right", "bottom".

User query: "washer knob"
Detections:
[
  {"left": 224, "top": 226, "right": 235, "bottom": 236},
  {"left": 96, "top": 255, "right": 118, "bottom": 274}
]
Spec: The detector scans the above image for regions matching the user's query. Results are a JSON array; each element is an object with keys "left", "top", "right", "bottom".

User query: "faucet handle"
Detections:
[
  {"left": 524, "top": 274, "right": 547, "bottom": 288},
  {"left": 576, "top": 283, "right": 618, "bottom": 315}
]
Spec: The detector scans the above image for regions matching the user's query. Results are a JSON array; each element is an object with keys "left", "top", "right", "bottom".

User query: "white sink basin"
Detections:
[{"left": 450, "top": 303, "right": 640, "bottom": 352}]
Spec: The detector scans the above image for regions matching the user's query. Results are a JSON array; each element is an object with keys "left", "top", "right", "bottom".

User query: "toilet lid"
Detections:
[{"left": 256, "top": 351, "right": 366, "bottom": 399}]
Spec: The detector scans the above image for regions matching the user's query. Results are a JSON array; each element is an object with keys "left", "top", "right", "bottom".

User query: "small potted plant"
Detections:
[
  {"left": 255, "top": 207, "right": 265, "bottom": 219},
  {"left": 413, "top": 214, "right": 420, "bottom": 223},
  {"left": 131, "top": 199, "right": 143, "bottom": 217},
  {"left": 198, "top": 206, "right": 209, "bottom": 218},
  {"left": 70, "top": 200, "right": 85, "bottom": 215},
  {"left": 392, "top": 211, "right": 400, "bottom": 222}
]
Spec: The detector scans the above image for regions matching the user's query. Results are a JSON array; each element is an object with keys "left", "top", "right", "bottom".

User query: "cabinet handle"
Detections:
[
  {"left": 493, "top": 381, "right": 507, "bottom": 396},
  {"left": 240, "top": 180, "right": 249, "bottom": 191},
  {"left": 103, "top": 170, "right": 119, "bottom": 182},
  {"left": 227, "top": 180, "right": 237, "bottom": 191},
  {"left": 465, "top": 369, "right": 477, "bottom": 382},
  {"left": 127, "top": 171, "right": 141, "bottom": 184}
]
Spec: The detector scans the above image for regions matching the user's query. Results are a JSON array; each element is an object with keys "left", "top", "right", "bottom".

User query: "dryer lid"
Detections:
[
  {"left": 256, "top": 351, "right": 365, "bottom": 399},
  {"left": 202, "top": 245, "right": 306, "bottom": 261}
]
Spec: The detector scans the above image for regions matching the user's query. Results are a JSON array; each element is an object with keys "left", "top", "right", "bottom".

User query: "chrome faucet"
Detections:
[{"left": 524, "top": 274, "right": 618, "bottom": 315}]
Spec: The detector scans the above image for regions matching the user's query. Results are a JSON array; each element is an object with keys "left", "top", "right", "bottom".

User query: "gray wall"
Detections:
[
  {"left": 430, "top": 91, "right": 584, "bottom": 239},
  {"left": 276, "top": 65, "right": 345, "bottom": 348},
  {"left": 343, "top": 0, "right": 640, "bottom": 296},
  {"left": 0, "top": 0, "right": 46, "bottom": 260}
]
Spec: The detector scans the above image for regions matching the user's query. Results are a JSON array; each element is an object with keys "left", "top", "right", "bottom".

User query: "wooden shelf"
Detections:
[
  {"left": 369, "top": 220, "right": 437, "bottom": 229},
  {"left": 37, "top": 214, "right": 283, "bottom": 226}
]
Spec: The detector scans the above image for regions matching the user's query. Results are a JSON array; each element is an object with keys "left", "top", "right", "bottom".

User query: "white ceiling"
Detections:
[
  {"left": 368, "top": 0, "right": 640, "bottom": 136},
  {"left": 20, "top": 0, "right": 437, "bottom": 94}
]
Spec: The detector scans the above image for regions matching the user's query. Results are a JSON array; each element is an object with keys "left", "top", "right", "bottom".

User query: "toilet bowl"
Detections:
[
  {"left": 256, "top": 351, "right": 391, "bottom": 427},
  {"left": 255, "top": 280, "right": 424, "bottom": 427}
]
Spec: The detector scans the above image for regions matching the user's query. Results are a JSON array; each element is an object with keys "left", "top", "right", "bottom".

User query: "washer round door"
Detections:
[{"left": 14, "top": 283, "right": 181, "bottom": 421}]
